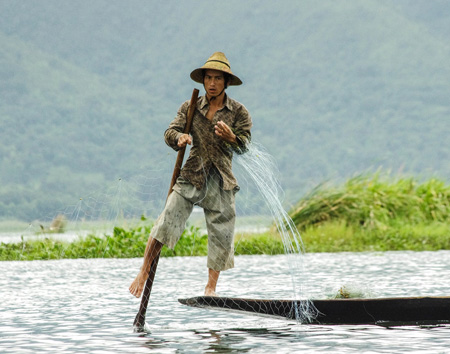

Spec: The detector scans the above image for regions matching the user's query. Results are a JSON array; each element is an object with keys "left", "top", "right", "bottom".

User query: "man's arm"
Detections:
[
  {"left": 219, "top": 104, "right": 252, "bottom": 154},
  {"left": 164, "top": 101, "right": 190, "bottom": 151}
]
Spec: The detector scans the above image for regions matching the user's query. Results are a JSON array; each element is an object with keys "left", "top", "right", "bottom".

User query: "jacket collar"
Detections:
[{"left": 198, "top": 94, "right": 233, "bottom": 113}]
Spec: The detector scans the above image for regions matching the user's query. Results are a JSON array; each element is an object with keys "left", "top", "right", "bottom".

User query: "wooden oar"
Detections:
[{"left": 133, "top": 88, "right": 199, "bottom": 330}]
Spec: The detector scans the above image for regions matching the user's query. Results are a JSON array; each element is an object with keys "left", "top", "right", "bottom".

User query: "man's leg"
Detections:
[
  {"left": 205, "top": 268, "right": 220, "bottom": 296},
  {"left": 200, "top": 169, "right": 237, "bottom": 296},
  {"left": 203, "top": 194, "right": 236, "bottom": 296},
  {"left": 204, "top": 208, "right": 235, "bottom": 273},
  {"left": 129, "top": 188, "right": 194, "bottom": 298},
  {"left": 129, "top": 237, "right": 163, "bottom": 298}
]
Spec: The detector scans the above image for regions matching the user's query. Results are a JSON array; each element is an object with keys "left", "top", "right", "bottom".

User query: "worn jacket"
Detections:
[{"left": 164, "top": 94, "right": 252, "bottom": 191}]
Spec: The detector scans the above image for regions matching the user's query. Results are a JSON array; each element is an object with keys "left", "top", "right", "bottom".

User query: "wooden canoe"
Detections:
[{"left": 178, "top": 296, "right": 450, "bottom": 326}]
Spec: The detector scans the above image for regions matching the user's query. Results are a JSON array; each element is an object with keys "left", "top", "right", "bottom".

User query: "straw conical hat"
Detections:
[{"left": 190, "top": 52, "right": 242, "bottom": 86}]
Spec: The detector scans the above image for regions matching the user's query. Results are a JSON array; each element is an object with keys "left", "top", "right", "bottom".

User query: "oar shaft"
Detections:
[
  {"left": 133, "top": 253, "right": 160, "bottom": 328},
  {"left": 133, "top": 88, "right": 199, "bottom": 329},
  {"left": 167, "top": 89, "right": 199, "bottom": 198}
]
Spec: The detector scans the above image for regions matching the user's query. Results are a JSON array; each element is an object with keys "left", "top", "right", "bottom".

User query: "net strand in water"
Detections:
[
  {"left": 235, "top": 142, "right": 318, "bottom": 323},
  {"left": 14, "top": 140, "right": 318, "bottom": 322}
]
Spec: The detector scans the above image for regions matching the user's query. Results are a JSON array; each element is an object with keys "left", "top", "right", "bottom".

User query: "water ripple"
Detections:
[{"left": 1, "top": 251, "right": 450, "bottom": 353}]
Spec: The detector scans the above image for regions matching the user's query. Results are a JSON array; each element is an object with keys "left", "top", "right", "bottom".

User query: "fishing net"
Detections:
[{"left": 6, "top": 141, "right": 318, "bottom": 324}]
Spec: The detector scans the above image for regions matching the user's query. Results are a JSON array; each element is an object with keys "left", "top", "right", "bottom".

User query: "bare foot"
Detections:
[
  {"left": 129, "top": 271, "right": 148, "bottom": 298},
  {"left": 204, "top": 269, "right": 220, "bottom": 297},
  {"left": 204, "top": 286, "right": 218, "bottom": 297}
]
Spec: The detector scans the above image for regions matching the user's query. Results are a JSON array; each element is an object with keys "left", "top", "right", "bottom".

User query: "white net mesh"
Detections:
[{"left": 6, "top": 141, "right": 318, "bottom": 324}]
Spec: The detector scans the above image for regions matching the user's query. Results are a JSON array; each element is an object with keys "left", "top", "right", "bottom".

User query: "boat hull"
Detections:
[{"left": 178, "top": 296, "right": 450, "bottom": 326}]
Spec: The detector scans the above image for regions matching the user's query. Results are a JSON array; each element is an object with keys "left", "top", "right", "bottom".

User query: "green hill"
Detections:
[
  {"left": 0, "top": 0, "right": 449, "bottom": 220},
  {"left": 0, "top": 31, "right": 166, "bottom": 218}
]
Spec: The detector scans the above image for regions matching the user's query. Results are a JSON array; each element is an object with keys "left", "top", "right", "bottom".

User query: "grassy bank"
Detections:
[
  {"left": 1, "top": 174, "right": 449, "bottom": 261},
  {"left": 301, "top": 220, "right": 449, "bottom": 252},
  {"left": 2, "top": 221, "right": 448, "bottom": 261},
  {"left": 291, "top": 174, "right": 449, "bottom": 228},
  {"left": 291, "top": 174, "right": 450, "bottom": 252},
  {"left": 2, "top": 220, "right": 448, "bottom": 261},
  {"left": 0, "top": 221, "right": 284, "bottom": 261}
]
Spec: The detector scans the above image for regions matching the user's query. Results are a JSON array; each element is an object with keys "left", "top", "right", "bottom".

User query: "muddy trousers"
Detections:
[{"left": 151, "top": 169, "right": 237, "bottom": 271}]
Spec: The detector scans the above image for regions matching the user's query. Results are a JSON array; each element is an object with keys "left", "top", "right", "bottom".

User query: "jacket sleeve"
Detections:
[
  {"left": 164, "top": 101, "right": 190, "bottom": 151},
  {"left": 224, "top": 104, "right": 252, "bottom": 155}
]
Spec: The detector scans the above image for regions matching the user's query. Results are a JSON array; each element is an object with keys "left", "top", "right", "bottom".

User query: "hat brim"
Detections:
[{"left": 190, "top": 68, "right": 242, "bottom": 86}]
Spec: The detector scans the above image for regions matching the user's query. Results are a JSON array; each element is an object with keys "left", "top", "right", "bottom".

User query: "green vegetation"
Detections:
[
  {"left": 291, "top": 174, "right": 449, "bottom": 228},
  {"left": 0, "top": 217, "right": 203, "bottom": 261},
  {"left": 291, "top": 174, "right": 450, "bottom": 252},
  {"left": 235, "top": 233, "right": 285, "bottom": 256},
  {"left": 0, "top": 221, "right": 283, "bottom": 261},
  {"left": 1, "top": 174, "right": 449, "bottom": 260},
  {"left": 301, "top": 220, "right": 449, "bottom": 253}
]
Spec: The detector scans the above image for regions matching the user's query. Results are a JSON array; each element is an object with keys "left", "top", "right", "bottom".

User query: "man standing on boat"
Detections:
[{"left": 129, "top": 52, "right": 252, "bottom": 298}]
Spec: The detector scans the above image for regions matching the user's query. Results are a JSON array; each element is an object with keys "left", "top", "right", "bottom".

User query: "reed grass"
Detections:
[
  {"left": 290, "top": 174, "right": 449, "bottom": 229},
  {"left": 300, "top": 220, "right": 450, "bottom": 252},
  {"left": 234, "top": 232, "right": 285, "bottom": 255},
  {"left": 290, "top": 173, "right": 450, "bottom": 252}
]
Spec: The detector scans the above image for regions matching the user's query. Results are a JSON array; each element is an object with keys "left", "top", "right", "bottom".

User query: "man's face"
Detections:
[{"left": 204, "top": 69, "right": 225, "bottom": 98}]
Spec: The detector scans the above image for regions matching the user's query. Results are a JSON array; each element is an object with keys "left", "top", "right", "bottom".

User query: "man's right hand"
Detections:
[{"left": 177, "top": 134, "right": 192, "bottom": 148}]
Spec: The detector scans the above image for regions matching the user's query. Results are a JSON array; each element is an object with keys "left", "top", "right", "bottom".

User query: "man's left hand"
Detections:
[{"left": 214, "top": 121, "right": 236, "bottom": 143}]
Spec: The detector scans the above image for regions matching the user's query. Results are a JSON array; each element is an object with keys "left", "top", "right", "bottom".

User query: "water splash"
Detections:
[{"left": 235, "top": 142, "right": 318, "bottom": 323}]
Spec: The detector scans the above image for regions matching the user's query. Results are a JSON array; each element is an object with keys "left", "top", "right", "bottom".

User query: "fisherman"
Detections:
[{"left": 129, "top": 52, "right": 252, "bottom": 298}]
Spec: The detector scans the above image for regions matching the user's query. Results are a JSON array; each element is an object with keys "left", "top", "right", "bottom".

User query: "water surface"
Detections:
[{"left": 2, "top": 251, "right": 450, "bottom": 353}]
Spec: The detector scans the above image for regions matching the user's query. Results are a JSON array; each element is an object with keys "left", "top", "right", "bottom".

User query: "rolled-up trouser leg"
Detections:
[
  {"left": 151, "top": 190, "right": 194, "bottom": 249},
  {"left": 152, "top": 168, "right": 237, "bottom": 270},
  {"left": 200, "top": 169, "right": 237, "bottom": 271},
  {"left": 204, "top": 205, "right": 236, "bottom": 271}
]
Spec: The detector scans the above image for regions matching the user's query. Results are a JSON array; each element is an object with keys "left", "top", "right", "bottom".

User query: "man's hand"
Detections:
[
  {"left": 177, "top": 134, "right": 192, "bottom": 148},
  {"left": 215, "top": 121, "right": 236, "bottom": 143}
]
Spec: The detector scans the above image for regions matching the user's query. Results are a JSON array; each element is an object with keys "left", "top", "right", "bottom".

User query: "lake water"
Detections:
[{"left": 2, "top": 251, "right": 450, "bottom": 353}]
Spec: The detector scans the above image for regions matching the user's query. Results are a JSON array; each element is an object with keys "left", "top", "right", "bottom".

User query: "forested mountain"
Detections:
[{"left": 1, "top": 0, "right": 449, "bottom": 220}]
